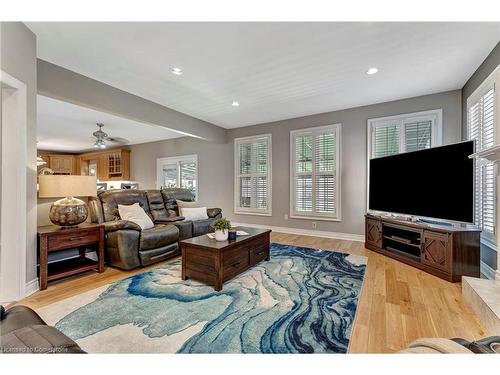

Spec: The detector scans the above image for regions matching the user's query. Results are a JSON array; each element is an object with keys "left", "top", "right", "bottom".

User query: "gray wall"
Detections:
[
  {"left": 131, "top": 89, "right": 462, "bottom": 236},
  {"left": 1, "top": 22, "right": 38, "bottom": 284},
  {"left": 461, "top": 41, "right": 500, "bottom": 271}
]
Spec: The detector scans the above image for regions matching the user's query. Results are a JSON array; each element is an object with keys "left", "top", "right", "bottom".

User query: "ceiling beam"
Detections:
[{"left": 37, "top": 59, "right": 226, "bottom": 143}]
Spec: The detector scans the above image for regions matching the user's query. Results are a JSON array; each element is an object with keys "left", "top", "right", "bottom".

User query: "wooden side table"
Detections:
[{"left": 37, "top": 223, "right": 105, "bottom": 290}]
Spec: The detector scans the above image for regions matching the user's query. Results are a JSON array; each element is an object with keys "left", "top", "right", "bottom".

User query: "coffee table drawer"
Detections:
[
  {"left": 223, "top": 251, "right": 249, "bottom": 281},
  {"left": 250, "top": 245, "right": 269, "bottom": 265}
]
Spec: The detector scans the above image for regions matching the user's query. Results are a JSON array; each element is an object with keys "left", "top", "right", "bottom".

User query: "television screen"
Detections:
[{"left": 369, "top": 141, "right": 474, "bottom": 223}]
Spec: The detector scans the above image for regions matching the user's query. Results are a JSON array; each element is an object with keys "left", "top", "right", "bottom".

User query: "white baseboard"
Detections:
[
  {"left": 24, "top": 278, "right": 39, "bottom": 297},
  {"left": 232, "top": 222, "right": 364, "bottom": 242},
  {"left": 480, "top": 261, "right": 496, "bottom": 280}
]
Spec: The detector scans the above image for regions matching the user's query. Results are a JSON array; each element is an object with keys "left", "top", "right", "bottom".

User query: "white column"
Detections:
[{"left": 0, "top": 70, "right": 28, "bottom": 302}]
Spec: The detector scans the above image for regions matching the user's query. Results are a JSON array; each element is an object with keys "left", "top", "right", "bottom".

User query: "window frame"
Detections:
[
  {"left": 467, "top": 65, "right": 500, "bottom": 247},
  {"left": 366, "top": 109, "right": 443, "bottom": 210},
  {"left": 234, "top": 134, "right": 273, "bottom": 216},
  {"left": 156, "top": 154, "right": 199, "bottom": 200},
  {"left": 289, "top": 123, "right": 342, "bottom": 221}
]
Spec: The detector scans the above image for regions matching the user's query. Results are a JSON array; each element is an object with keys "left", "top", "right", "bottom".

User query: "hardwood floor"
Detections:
[{"left": 15, "top": 232, "right": 488, "bottom": 353}]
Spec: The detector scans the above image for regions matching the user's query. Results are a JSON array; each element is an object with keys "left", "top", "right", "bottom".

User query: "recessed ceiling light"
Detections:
[
  {"left": 171, "top": 67, "right": 183, "bottom": 75},
  {"left": 366, "top": 67, "right": 378, "bottom": 75},
  {"left": 232, "top": 101, "right": 240, "bottom": 107}
]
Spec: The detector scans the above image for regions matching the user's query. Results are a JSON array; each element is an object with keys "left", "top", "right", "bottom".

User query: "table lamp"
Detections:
[{"left": 38, "top": 175, "right": 97, "bottom": 227}]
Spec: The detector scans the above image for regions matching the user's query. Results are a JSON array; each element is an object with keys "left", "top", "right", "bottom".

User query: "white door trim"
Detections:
[{"left": 0, "top": 70, "right": 28, "bottom": 303}]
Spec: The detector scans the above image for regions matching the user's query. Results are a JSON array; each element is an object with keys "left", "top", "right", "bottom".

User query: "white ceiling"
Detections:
[
  {"left": 37, "top": 95, "right": 183, "bottom": 152},
  {"left": 28, "top": 22, "right": 500, "bottom": 129}
]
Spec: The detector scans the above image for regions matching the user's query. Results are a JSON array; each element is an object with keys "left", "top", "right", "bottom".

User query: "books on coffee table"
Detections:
[{"left": 206, "top": 230, "right": 249, "bottom": 239}]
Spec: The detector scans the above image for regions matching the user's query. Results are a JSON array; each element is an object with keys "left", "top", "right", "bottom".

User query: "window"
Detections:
[
  {"left": 234, "top": 134, "right": 272, "bottom": 215},
  {"left": 156, "top": 155, "right": 198, "bottom": 199},
  {"left": 290, "top": 124, "right": 341, "bottom": 220},
  {"left": 467, "top": 67, "right": 499, "bottom": 244},
  {"left": 368, "top": 109, "right": 443, "bottom": 159}
]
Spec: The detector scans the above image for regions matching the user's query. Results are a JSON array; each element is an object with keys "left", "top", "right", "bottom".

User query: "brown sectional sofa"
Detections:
[{"left": 88, "top": 187, "right": 222, "bottom": 270}]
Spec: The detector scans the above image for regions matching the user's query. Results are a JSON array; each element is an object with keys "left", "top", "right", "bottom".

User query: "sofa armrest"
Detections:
[
  {"left": 103, "top": 220, "right": 141, "bottom": 233},
  {"left": 207, "top": 208, "right": 222, "bottom": 218},
  {"left": 154, "top": 216, "right": 185, "bottom": 223}
]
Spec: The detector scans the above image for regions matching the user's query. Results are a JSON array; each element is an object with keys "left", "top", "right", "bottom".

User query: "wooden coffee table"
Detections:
[{"left": 180, "top": 227, "right": 271, "bottom": 291}]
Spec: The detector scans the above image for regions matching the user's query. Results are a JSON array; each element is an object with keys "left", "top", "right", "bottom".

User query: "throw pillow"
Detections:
[
  {"left": 176, "top": 199, "right": 199, "bottom": 216},
  {"left": 118, "top": 203, "right": 154, "bottom": 230},
  {"left": 181, "top": 207, "right": 209, "bottom": 221}
]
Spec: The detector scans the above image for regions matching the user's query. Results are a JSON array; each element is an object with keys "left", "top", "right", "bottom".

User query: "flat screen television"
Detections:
[{"left": 369, "top": 141, "right": 474, "bottom": 223}]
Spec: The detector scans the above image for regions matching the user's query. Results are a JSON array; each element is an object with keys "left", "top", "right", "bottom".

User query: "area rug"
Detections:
[{"left": 38, "top": 243, "right": 367, "bottom": 353}]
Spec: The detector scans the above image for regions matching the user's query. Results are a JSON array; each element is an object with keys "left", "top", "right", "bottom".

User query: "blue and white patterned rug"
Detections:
[{"left": 38, "top": 243, "right": 367, "bottom": 353}]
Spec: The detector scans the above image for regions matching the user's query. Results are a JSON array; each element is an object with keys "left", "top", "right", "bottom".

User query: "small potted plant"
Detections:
[{"left": 212, "top": 217, "right": 231, "bottom": 241}]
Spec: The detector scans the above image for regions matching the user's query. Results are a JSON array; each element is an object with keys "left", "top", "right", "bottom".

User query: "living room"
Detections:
[{"left": 1, "top": 0, "right": 500, "bottom": 372}]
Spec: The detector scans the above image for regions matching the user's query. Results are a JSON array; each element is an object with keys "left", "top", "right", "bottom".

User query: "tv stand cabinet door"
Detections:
[
  {"left": 366, "top": 218, "right": 382, "bottom": 248},
  {"left": 421, "top": 231, "right": 452, "bottom": 273}
]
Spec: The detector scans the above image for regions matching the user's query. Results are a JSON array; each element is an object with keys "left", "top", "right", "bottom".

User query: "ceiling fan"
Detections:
[{"left": 92, "top": 123, "right": 129, "bottom": 149}]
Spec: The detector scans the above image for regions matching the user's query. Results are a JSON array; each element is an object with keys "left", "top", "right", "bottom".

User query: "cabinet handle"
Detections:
[
  {"left": 69, "top": 236, "right": 85, "bottom": 241},
  {"left": 255, "top": 251, "right": 264, "bottom": 256},
  {"left": 232, "top": 262, "right": 241, "bottom": 268}
]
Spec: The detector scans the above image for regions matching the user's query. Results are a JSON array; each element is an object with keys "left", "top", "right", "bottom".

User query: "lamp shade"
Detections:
[{"left": 39, "top": 175, "right": 97, "bottom": 198}]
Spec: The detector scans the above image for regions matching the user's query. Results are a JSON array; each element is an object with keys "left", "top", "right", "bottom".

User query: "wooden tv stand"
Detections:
[{"left": 365, "top": 214, "right": 481, "bottom": 282}]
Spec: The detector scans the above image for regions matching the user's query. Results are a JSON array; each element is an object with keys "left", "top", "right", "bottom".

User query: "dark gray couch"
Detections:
[
  {"left": 0, "top": 305, "right": 84, "bottom": 354},
  {"left": 88, "top": 188, "right": 222, "bottom": 270}
]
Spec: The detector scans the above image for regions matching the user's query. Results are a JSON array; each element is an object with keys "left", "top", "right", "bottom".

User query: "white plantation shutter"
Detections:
[
  {"left": 234, "top": 134, "right": 272, "bottom": 215},
  {"left": 468, "top": 87, "right": 496, "bottom": 239},
  {"left": 291, "top": 124, "right": 341, "bottom": 219},
  {"left": 404, "top": 120, "right": 432, "bottom": 152},
  {"left": 369, "top": 110, "right": 441, "bottom": 159},
  {"left": 294, "top": 135, "right": 313, "bottom": 212},
  {"left": 373, "top": 124, "right": 400, "bottom": 158},
  {"left": 180, "top": 161, "right": 198, "bottom": 198},
  {"left": 315, "top": 132, "right": 336, "bottom": 213},
  {"left": 162, "top": 164, "right": 178, "bottom": 188},
  {"left": 157, "top": 155, "right": 198, "bottom": 199}
]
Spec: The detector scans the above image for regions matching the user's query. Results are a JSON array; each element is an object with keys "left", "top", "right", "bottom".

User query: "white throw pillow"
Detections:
[
  {"left": 181, "top": 207, "right": 209, "bottom": 221},
  {"left": 176, "top": 199, "right": 199, "bottom": 216},
  {"left": 118, "top": 203, "right": 154, "bottom": 230}
]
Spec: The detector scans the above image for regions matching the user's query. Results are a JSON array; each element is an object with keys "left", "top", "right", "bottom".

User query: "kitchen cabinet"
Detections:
[
  {"left": 38, "top": 153, "right": 78, "bottom": 175},
  {"left": 78, "top": 148, "right": 130, "bottom": 180}
]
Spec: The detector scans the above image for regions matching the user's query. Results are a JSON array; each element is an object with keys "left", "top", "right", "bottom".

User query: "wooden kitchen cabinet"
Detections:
[
  {"left": 38, "top": 152, "right": 78, "bottom": 175},
  {"left": 38, "top": 148, "right": 130, "bottom": 179},
  {"left": 79, "top": 148, "right": 130, "bottom": 180},
  {"left": 48, "top": 154, "right": 76, "bottom": 175}
]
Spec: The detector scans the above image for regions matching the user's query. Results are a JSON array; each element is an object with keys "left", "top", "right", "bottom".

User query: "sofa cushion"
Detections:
[
  {"left": 146, "top": 190, "right": 169, "bottom": 221},
  {"left": 139, "top": 224, "right": 179, "bottom": 251},
  {"left": 182, "top": 207, "right": 209, "bottom": 221},
  {"left": 118, "top": 203, "right": 154, "bottom": 230},
  {"left": 161, "top": 188, "right": 195, "bottom": 217},
  {"left": 0, "top": 305, "right": 46, "bottom": 336},
  {"left": 193, "top": 218, "right": 216, "bottom": 237},
  {"left": 1, "top": 325, "right": 85, "bottom": 354},
  {"left": 176, "top": 199, "right": 199, "bottom": 216},
  {"left": 98, "top": 190, "right": 151, "bottom": 222}
]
